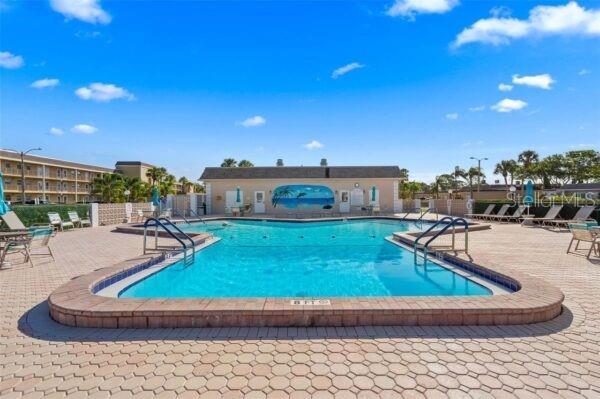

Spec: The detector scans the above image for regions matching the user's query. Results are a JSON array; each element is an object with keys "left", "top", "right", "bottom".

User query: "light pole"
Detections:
[
  {"left": 470, "top": 156, "right": 488, "bottom": 193},
  {"left": 7, "top": 147, "right": 42, "bottom": 204}
]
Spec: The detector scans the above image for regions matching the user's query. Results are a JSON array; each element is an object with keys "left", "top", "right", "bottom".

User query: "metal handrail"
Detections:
[
  {"left": 416, "top": 208, "right": 430, "bottom": 221},
  {"left": 413, "top": 216, "right": 455, "bottom": 250},
  {"left": 143, "top": 217, "right": 195, "bottom": 264},
  {"left": 414, "top": 217, "right": 469, "bottom": 264},
  {"left": 157, "top": 217, "right": 196, "bottom": 252}
]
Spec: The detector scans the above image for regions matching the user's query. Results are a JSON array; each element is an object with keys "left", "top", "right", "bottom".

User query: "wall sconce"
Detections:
[{"left": 354, "top": 183, "right": 360, "bottom": 188}]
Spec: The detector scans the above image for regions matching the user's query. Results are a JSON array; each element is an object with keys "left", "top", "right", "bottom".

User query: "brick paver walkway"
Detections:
[{"left": 1, "top": 224, "right": 599, "bottom": 398}]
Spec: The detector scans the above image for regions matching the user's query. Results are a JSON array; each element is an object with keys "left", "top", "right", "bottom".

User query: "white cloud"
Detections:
[
  {"left": 498, "top": 83, "right": 513, "bottom": 92},
  {"left": 50, "top": 0, "right": 111, "bottom": 24},
  {"left": 30, "top": 78, "right": 60, "bottom": 89},
  {"left": 303, "top": 140, "right": 324, "bottom": 150},
  {"left": 75, "top": 83, "right": 135, "bottom": 102},
  {"left": 452, "top": 1, "right": 600, "bottom": 48},
  {"left": 469, "top": 105, "right": 485, "bottom": 112},
  {"left": 49, "top": 127, "right": 64, "bottom": 136},
  {"left": 491, "top": 98, "right": 528, "bottom": 113},
  {"left": 0, "top": 51, "right": 24, "bottom": 69},
  {"left": 331, "top": 62, "right": 364, "bottom": 79},
  {"left": 239, "top": 115, "right": 266, "bottom": 127},
  {"left": 71, "top": 124, "right": 98, "bottom": 134},
  {"left": 386, "top": 0, "right": 459, "bottom": 19},
  {"left": 445, "top": 113, "right": 459, "bottom": 120},
  {"left": 512, "top": 73, "right": 555, "bottom": 89},
  {"left": 578, "top": 68, "right": 590, "bottom": 75}
]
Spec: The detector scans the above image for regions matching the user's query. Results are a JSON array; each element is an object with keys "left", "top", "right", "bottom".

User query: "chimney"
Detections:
[
  {"left": 320, "top": 158, "right": 327, "bottom": 167},
  {"left": 276, "top": 159, "right": 284, "bottom": 167}
]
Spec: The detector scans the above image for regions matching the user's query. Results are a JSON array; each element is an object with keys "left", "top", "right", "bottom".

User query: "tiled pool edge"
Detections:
[{"left": 48, "top": 232, "right": 564, "bottom": 328}]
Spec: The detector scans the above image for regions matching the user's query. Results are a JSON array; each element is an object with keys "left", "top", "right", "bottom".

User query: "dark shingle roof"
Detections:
[
  {"left": 200, "top": 166, "right": 403, "bottom": 180},
  {"left": 562, "top": 183, "right": 600, "bottom": 191}
]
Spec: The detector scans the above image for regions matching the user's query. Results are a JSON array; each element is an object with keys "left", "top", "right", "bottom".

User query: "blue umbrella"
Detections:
[
  {"left": 151, "top": 186, "right": 160, "bottom": 206},
  {"left": 524, "top": 180, "right": 534, "bottom": 206},
  {"left": 371, "top": 186, "right": 376, "bottom": 202},
  {"left": 236, "top": 186, "right": 241, "bottom": 203},
  {"left": 0, "top": 172, "right": 10, "bottom": 216}
]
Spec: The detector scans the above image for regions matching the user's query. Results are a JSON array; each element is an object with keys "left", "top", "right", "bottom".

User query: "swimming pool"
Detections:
[{"left": 118, "top": 219, "right": 492, "bottom": 298}]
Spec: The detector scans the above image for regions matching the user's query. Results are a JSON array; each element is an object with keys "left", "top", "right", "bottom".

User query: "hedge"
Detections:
[
  {"left": 473, "top": 201, "right": 600, "bottom": 223},
  {"left": 7, "top": 204, "right": 91, "bottom": 227}
]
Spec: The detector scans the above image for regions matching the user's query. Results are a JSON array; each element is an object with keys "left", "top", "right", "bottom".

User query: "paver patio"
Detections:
[{"left": 1, "top": 222, "right": 599, "bottom": 398}]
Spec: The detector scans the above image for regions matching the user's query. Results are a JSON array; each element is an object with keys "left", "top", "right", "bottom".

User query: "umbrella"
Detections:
[
  {"left": 236, "top": 186, "right": 241, "bottom": 203},
  {"left": 0, "top": 172, "right": 10, "bottom": 216},
  {"left": 371, "top": 186, "right": 376, "bottom": 202},
  {"left": 524, "top": 180, "right": 534, "bottom": 206},
  {"left": 151, "top": 186, "right": 160, "bottom": 206}
]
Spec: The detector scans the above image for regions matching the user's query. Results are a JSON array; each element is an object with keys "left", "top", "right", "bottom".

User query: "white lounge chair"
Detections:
[
  {"left": 497, "top": 205, "right": 527, "bottom": 223},
  {"left": 68, "top": 211, "right": 91, "bottom": 228},
  {"left": 544, "top": 206, "right": 596, "bottom": 228},
  {"left": 486, "top": 204, "right": 511, "bottom": 221},
  {"left": 531, "top": 205, "right": 563, "bottom": 225},
  {"left": 1, "top": 210, "right": 51, "bottom": 232},
  {"left": 466, "top": 204, "right": 495, "bottom": 220},
  {"left": 48, "top": 212, "right": 74, "bottom": 231}
]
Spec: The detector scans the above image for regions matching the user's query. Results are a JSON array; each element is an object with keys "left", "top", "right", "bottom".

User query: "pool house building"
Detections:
[{"left": 200, "top": 163, "right": 405, "bottom": 216}]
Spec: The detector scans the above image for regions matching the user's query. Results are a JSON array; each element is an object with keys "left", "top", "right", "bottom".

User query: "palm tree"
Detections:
[
  {"left": 518, "top": 150, "right": 539, "bottom": 181},
  {"left": 193, "top": 183, "right": 205, "bottom": 193},
  {"left": 518, "top": 150, "right": 539, "bottom": 168},
  {"left": 237, "top": 160, "right": 254, "bottom": 168},
  {"left": 494, "top": 160, "right": 518, "bottom": 188},
  {"left": 123, "top": 176, "right": 149, "bottom": 202},
  {"left": 159, "top": 174, "right": 176, "bottom": 197},
  {"left": 221, "top": 158, "right": 237, "bottom": 167},
  {"left": 466, "top": 167, "right": 485, "bottom": 199},
  {"left": 145, "top": 167, "right": 167, "bottom": 186},
  {"left": 451, "top": 166, "right": 467, "bottom": 189},
  {"left": 178, "top": 176, "right": 193, "bottom": 193},
  {"left": 92, "top": 173, "right": 125, "bottom": 203},
  {"left": 431, "top": 174, "right": 454, "bottom": 199}
]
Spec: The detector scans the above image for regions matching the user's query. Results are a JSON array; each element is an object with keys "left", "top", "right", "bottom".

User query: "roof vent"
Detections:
[
  {"left": 320, "top": 158, "right": 327, "bottom": 167},
  {"left": 276, "top": 159, "right": 284, "bottom": 167}
]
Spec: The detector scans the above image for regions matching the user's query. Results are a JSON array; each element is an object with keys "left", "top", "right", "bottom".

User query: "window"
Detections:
[
  {"left": 256, "top": 192, "right": 264, "bottom": 203},
  {"left": 57, "top": 168, "right": 62, "bottom": 178},
  {"left": 341, "top": 192, "right": 349, "bottom": 202},
  {"left": 45, "top": 182, "right": 50, "bottom": 189}
]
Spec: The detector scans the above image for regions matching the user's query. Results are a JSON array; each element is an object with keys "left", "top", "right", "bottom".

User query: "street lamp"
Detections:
[
  {"left": 6, "top": 147, "right": 42, "bottom": 204},
  {"left": 470, "top": 156, "right": 488, "bottom": 193}
]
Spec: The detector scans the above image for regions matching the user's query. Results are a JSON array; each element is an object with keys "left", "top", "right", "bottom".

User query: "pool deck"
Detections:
[{"left": 1, "top": 220, "right": 600, "bottom": 397}]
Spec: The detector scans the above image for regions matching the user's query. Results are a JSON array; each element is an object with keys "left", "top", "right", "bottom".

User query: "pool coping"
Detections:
[{"left": 49, "top": 220, "right": 564, "bottom": 328}]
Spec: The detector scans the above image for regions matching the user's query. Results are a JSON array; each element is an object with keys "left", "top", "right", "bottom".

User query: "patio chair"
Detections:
[
  {"left": 530, "top": 205, "right": 563, "bottom": 225},
  {"left": 544, "top": 206, "right": 597, "bottom": 228},
  {"left": 566, "top": 223, "right": 599, "bottom": 259},
  {"left": 68, "top": 211, "right": 91, "bottom": 228},
  {"left": 48, "top": 212, "right": 75, "bottom": 231},
  {"left": 466, "top": 204, "right": 495, "bottom": 220},
  {"left": 0, "top": 210, "right": 52, "bottom": 232},
  {"left": 486, "top": 204, "right": 511, "bottom": 221},
  {"left": 0, "top": 226, "right": 55, "bottom": 267},
  {"left": 497, "top": 205, "right": 527, "bottom": 223}
]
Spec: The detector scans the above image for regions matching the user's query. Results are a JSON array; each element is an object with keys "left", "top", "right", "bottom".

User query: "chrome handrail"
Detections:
[
  {"left": 413, "top": 217, "right": 469, "bottom": 264},
  {"left": 143, "top": 217, "right": 196, "bottom": 265}
]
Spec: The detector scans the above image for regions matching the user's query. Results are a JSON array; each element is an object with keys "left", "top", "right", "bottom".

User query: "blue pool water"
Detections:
[{"left": 119, "top": 219, "right": 491, "bottom": 298}]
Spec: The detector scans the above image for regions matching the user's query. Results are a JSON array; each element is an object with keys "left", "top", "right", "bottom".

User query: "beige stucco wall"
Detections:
[{"left": 205, "top": 178, "right": 399, "bottom": 215}]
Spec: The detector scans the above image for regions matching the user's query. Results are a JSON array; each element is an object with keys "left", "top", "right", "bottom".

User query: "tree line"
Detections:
[
  {"left": 91, "top": 166, "right": 203, "bottom": 203},
  {"left": 401, "top": 149, "right": 600, "bottom": 199}
]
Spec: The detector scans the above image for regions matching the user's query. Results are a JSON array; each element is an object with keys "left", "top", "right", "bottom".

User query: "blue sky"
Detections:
[{"left": 1, "top": 0, "right": 599, "bottom": 182}]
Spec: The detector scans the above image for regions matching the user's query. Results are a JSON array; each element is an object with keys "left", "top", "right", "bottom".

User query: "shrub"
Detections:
[{"left": 8, "top": 204, "right": 91, "bottom": 227}]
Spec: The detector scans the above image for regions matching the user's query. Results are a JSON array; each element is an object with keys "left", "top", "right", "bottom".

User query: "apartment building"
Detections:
[{"left": 0, "top": 150, "right": 114, "bottom": 204}]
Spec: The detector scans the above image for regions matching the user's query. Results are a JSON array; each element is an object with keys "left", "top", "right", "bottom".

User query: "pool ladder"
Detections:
[
  {"left": 413, "top": 217, "right": 468, "bottom": 264},
  {"left": 143, "top": 217, "right": 196, "bottom": 266}
]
